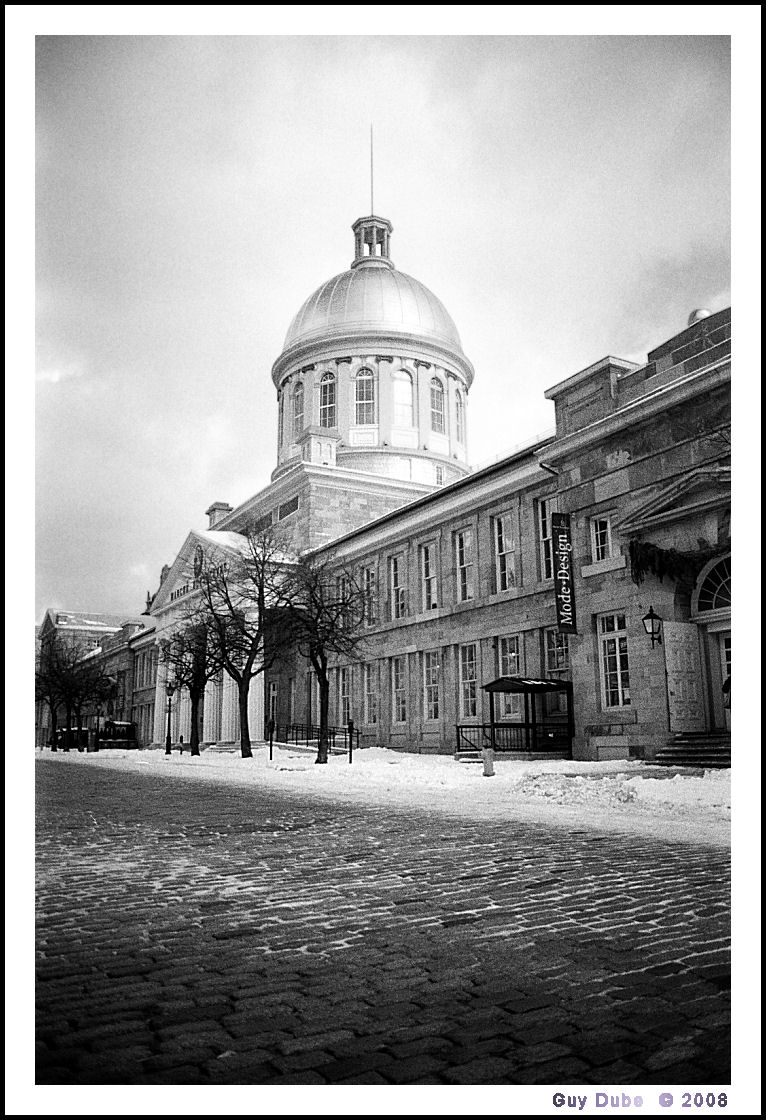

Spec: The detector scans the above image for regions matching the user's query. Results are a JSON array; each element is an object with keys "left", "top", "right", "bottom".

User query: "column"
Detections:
[
  {"left": 248, "top": 667, "right": 265, "bottom": 741},
  {"left": 202, "top": 675, "right": 222, "bottom": 743},
  {"left": 220, "top": 673, "right": 239, "bottom": 743},
  {"left": 179, "top": 691, "right": 192, "bottom": 741},
  {"left": 152, "top": 654, "right": 168, "bottom": 745}
]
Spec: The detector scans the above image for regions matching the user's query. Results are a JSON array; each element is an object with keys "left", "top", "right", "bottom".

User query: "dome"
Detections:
[
  {"left": 688, "top": 308, "right": 712, "bottom": 326},
  {"left": 283, "top": 263, "right": 464, "bottom": 353}
]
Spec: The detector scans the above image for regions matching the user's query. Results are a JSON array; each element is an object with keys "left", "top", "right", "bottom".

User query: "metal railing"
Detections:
[
  {"left": 455, "top": 722, "right": 572, "bottom": 756},
  {"left": 271, "top": 722, "right": 361, "bottom": 754}
]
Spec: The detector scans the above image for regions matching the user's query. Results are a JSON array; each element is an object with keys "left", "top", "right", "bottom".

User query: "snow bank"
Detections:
[{"left": 38, "top": 744, "right": 730, "bottom": 848}]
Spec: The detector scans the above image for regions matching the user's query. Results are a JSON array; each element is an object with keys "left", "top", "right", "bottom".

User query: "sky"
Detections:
[{"left": 30, "top": 27, "right": 734, "bottom": 621}]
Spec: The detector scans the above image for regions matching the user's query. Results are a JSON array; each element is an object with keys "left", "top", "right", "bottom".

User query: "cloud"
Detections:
[{"left": 35, "top": 364, "right": 84, "bottom": 385}]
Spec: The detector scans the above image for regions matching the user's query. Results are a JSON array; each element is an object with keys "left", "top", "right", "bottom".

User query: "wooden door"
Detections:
[{"left": 664, "top": 622, "right": 706, "bottom": 732}]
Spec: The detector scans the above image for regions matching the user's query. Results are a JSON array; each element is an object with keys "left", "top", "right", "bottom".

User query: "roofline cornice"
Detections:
[
  {"left": 539, "top": 360, "right": 730, "bottom": 464},
  {"left": 271, "top": 329, "right": 474, "bottom": 388}
]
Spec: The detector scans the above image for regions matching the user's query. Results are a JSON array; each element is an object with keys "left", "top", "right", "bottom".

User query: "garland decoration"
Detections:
[{"left": 628, "top": 539, "right": 726, "bottom": 587}]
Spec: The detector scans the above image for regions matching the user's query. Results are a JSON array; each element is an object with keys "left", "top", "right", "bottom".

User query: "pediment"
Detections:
[
  {"left": 149, "top": 529, "right": 247, "bottom": 614},
  {"left": 615, "top": 466, "right": 730, "bottom": 535}
]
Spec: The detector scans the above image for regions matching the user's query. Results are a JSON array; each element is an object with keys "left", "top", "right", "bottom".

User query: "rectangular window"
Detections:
[
  {"left": 455, "top": 529, "right": 475, "bottom": 602},
  {"left": 494, "top": 513, "right": 517, "bottom": 592},
  {"left": 423, "top": 651, "right": 440, "bottom": 721},
  {"left": 364, "top": 663, "right": 378, "bottom": 725},
  {"left": 544, "top": 626, "right": 571, "bottom": 715},
  {"left": 459, "top": 643, "right": 478, "bottom": 718},
  {"left": 338, "top": 667, "right": 350, "bottom": 726},
  {"left": 392, "top": 657, "right": 407, "bottom": 723},
  {"left": 390, "top": 554, "right": 407, "bottom": 619},
  {"left": 498, "top": 635, "right": 523, "bottom": 718},
  {"left": 355, "top": 370, "right": 375, "bottom": 425},
  {"left": 278, "top": 495, "right": 299, "bottom": 520},
  {"left": 590, "top": 516, "right": 613, "bottom": 562},
  {"left": 421, "top": 543, "right": 439, "bottom": 611},
  {"left": 598, "top": 613, "right": 631, "bottom": 708},
  {"left": 361, "top": 564, "right": 377, "bottom": 625},
  {"left": 538, "top": 498, "right": 558, "bottom": 580}
]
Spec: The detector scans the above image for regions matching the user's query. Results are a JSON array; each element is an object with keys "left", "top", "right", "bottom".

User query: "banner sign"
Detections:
[{"left": 551, "top": 512, "right": 577, "bottom": 634}]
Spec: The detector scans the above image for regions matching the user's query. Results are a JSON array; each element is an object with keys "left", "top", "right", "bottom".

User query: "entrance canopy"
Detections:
[{"left": 482, "top": 676, "right": 570, "bottom": 695}]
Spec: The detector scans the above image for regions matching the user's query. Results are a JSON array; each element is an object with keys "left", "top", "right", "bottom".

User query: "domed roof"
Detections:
[{"left": 283, "top": 263, "right": 464, "bottom": 352}]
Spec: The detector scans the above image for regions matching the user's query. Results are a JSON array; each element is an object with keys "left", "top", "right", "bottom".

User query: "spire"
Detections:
[{"left": 351, "top": 214, "right": 394, "bottom": 270}]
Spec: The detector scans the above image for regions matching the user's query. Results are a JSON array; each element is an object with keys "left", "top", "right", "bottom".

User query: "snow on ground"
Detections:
[{"left": 39, "top": 742, "right": 730, "bottom": 848}]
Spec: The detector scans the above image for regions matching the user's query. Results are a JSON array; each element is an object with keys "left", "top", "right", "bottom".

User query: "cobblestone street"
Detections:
[{"left": 35, "top": 757, "right": 730, "bottom": 1086}]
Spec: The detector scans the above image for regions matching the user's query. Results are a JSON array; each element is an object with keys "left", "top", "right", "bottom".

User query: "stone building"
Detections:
[{"left": 141, "top": 212, "right": 730, "bottom": 764}]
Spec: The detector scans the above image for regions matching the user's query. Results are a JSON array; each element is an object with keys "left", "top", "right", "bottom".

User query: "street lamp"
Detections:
[
  {"left": 642, "top": 606, "right": 663, "bottom": 648},
  {"left": 164, "top": 681, "right": 176, "bottom": 755}
]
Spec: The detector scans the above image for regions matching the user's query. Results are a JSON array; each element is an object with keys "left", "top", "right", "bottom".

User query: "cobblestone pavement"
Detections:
[{"left": 35, "top": 758, "right": 730, "bottom": 1086}]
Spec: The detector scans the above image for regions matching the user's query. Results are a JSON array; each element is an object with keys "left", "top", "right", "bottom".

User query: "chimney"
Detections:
[{"left": 205, "top": 501, "right": 233, "bottom": 529}]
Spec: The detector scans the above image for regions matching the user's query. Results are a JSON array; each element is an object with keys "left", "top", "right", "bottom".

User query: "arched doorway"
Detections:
[{"left": 691, "top": 554, "right": 731, "bottom": 731}]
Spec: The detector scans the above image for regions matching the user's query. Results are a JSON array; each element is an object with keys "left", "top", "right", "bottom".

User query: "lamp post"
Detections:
[
  {"left": 164, "top": 681, "right": 176, "bottom": 755},
  {"left": 94, "top": 707, "right": 101, "bottom": 752},
  {"left": 642, "top": 606, "right": 663, "bottom": 648}
]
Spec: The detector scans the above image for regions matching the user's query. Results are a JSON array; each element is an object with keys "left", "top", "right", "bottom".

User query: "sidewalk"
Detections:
[{"left": 38, "top": 743, "right": 731, "bottom": 849}]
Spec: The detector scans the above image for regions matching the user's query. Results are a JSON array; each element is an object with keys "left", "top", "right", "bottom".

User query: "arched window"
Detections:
[
  {"left": 292, "top": 382, "right": 304, "bottom": 440},
  {"left": 393, "top": 370, "right": 413, "bottom": 428},
  {"left": 355, "top": 368, "right": 375, "bottom": 426},
  {"left": 696, "top": 555, "right": 731, "bottom": 613},
  {"left": 319, "top": 372, "right": 336, "bottom": 428},
  {"left": 430, "top": 377, "right": 445, "bottom": 434},
  {"left": 455, "top": 389, "right": 465, "bottom": 444}
]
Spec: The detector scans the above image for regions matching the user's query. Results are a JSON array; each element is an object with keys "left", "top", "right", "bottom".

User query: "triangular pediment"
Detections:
[
  {"left": 615, "top": 466, "right": 730, "bottom": 535},
  {"left": 149, "top": 529, "right": 248, "bottom": 614}
]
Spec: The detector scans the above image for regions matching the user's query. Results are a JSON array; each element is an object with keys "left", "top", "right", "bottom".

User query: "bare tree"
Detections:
[
  {"left": 36, "top": 639, "right": 115, "bottom": 750},
  {"left": 160, "top": 620, "right": 222, "bottom": 756},
  {"left": 195, "top": 524, "right": 294, "bottom": 758},
  {"left": 281, "top": 553, "right": 368, "bottom": 764}
]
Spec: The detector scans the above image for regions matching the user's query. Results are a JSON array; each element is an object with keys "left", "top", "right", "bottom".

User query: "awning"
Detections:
[{"left": 482, "top": 676, "right": 571, "bottom": 694}]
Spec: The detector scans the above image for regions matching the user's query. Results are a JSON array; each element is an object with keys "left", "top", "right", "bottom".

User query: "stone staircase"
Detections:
[{"left": 655, "top": 732, "right": 731, "bottom": 769}]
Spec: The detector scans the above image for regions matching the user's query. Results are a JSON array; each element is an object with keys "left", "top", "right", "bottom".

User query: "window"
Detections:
[
  {"left": 598, "top": 613, "right": 631, "bottom": 708},
  {"left": 355, "top": 368, "right": 375, "bottom": 425},
  {"left": 455, "top": 528, "right": 475, "bottom": 602},
  {"left": 455, "top": 390, "right": 465, "bottom": 444},
  {"left": 292, "top": 382, "right": 304, "bottom": 439},
  {"left": 278, "top": 496, "right": 299, "bottom": 520},
  {"left": 421, "top": 543, "right": 439, "bottom": 611},
  {"left": 319, "top": 372, "right": 336, "bottom": 428},
  {"left": 544, "top": 627, "right": 570, "bottom": 715},
  {"left": 392, "top": 657, "right": 407, "bottom": 722},
  {"left": 538, "top": 498, "right": 558, "bottom": 580},
  {"left": 335, "top": 573, "right": 349, "bottom": 629},
  {"left": 364, "top": 663, "right": 378, "bottom": 725},
  {"left": 590, "top": 516, "right": 613, "bottom": 562},
  {"left": 494, "top": 514, "right": 517, "bottom": 592},
  {"left": 390, "top": 554, "right": 407, "bottom": 619},
  {"left": 393, "top": 370, "right": 414, "bottom": 427},
  {"left": 361, "top": 564, "right": 377, "bottom": 624},
  {"left": 338, "top": 667, "right": 350, "bottom": 726},
  {"left": 423, "top": 651, "right": 440, "bottom": 721},
  {"left": 430, "top": 377, "right": 445, "bottom": 434},
  {"left": 498, "top": 636, "right": 523, "bottom": 718},
  {"left": 459, "top": 643, "right": 478, "bottom": 718}
]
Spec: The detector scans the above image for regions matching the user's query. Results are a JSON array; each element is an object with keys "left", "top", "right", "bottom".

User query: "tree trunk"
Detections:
[
  {"left": 238, "top": 679, "right": 252, "bottom": 759},
  {"left": 189, "top": 689, "right": 201, "bottom": 756},
  {"left": 64, "top": 705, "right": 73, "bottom": 751},
  {"left": 316, "top": 674, "right": 330, "bottom": 764}
]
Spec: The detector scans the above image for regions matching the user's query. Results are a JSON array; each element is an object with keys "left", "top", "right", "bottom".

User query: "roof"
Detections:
[
  {"left": 282, "top": 262, "right": 464, "bottom": 353},
  {"left": 483, "top": 676, "right": 572, "bottom": 694},
  {"left": 45, "top": 610, "right": 145, "bottom": 631}
]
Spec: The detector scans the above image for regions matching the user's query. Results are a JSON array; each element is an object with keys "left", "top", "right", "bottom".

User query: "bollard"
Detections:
[
  {"left": 268, "top": 718, "right": 275, "bottom": 762},
  {"left": 348, "top": 718, "right": 354, "bottom": 764},
  {"left": 482, "top": 746, "right": 495, "bottom": 777}
]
